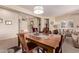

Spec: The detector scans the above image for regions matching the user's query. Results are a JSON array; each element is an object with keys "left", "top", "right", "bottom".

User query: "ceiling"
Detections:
[{"left": 19, "top": 5, "right": 79, "bottom": 17}]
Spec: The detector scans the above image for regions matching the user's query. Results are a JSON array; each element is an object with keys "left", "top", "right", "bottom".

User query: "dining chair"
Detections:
[
  {"left": 52, "top": 29, "right": 63, "bottom": 53},
  {"left": 55, "top": 35, "right": 63, "bottom": 53},
  {"left": 18, "top": 33, "right": 38, "bottom": 53},
  {"left": 53, "top": 29, "right": 58, "bottom": 34},
  {"left": 48, "top": 34, "right": 63, "bottom": 53}
]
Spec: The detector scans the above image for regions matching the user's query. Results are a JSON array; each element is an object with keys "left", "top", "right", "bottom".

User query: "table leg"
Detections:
[{"left": 18, "top": 36, "right": 20, "bottom": 47}]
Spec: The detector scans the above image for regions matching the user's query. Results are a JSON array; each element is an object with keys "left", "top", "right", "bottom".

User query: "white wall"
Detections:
[
  {"left": 19, "top": 14, "right": 40, "bottom": 32},
  {"left": 18, "top": 13, "right": 31, "bottom": 32},
  {"left": 0, "top": 8, "right": 34, "bottom": 40},
  {"left": 0, "top": 7, "right": 41, "bottom": 40},
  {"left": 49, "top": 17, "right": 55, "bottom": 31},
  {"left": 0, "top": 8, "right": 19, "bottom": 40}
]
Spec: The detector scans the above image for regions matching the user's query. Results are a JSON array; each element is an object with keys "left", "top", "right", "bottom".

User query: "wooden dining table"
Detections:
[{"left": 21, "top": 33, "right": 61, "bottom": 53}]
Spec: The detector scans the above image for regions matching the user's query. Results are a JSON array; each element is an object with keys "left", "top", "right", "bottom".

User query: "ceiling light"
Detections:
[{"left": 34, "top": 6, "right": 44, "bottom": 14}]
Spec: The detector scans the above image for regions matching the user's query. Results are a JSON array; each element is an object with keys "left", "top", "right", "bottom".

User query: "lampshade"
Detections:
[{"left": 34, "top": 6, "right": 44, "bottom": 14}]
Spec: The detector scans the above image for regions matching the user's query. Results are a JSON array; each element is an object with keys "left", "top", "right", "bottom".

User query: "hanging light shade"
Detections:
[{"left": 34, "top": 6, "right": 44, "bottom": 14}]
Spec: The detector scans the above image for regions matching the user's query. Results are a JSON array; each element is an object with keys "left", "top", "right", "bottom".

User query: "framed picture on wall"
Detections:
[
  {"left": 5, "top": 20, "right": 12, "bottom": 25},
  {"left": 50, "top": 21, "right": 54, "bottom": 25},
  {"left": 61, "top": 21, "right": 66, "bottom": 28},
  {"left": 68, "top": 21, "right": 74, "bottom": 28}
]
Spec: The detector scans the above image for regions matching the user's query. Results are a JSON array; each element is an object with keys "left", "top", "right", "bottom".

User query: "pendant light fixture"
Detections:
[{"left": 34, "top": 6, "right": 44, "bottom": 14}]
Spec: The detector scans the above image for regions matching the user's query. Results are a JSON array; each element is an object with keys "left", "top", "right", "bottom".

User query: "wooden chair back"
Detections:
[
  {"left": 18, "top": 33, "right": 29, "bottom": 52},
  {"left": 55, "top": 35, "right": 63, "bottom": 53}
]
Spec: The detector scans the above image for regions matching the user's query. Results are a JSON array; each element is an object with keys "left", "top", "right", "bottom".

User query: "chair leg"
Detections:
[
  {"left": 42, "top": 48, "right": 46, "bottom": 53},
  {"left": 55, "top": 47, "right": 62, "bottom": 53},
  {"left": 37, "top": 48, "right": 40, "bottom": 53},
  {"left": 55, "top": 47, "right": 60, "bottom": 53},
  {"left": 22, "top": 47, "right": 25, "bottom": 53},
  {"left": 59, "top": 48, "right": 62, "bottom": 53},
  {"left": 37, "top": 47, "right": 46, "bottom": 53},
  {"left": 60, "top": 50, "right": 62, "bottom": 53}
]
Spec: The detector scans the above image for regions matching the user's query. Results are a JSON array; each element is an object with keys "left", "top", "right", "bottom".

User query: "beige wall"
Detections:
[
  {"left": 55, "top": 14, "right": 79, "bottom": 29},
  {"left": 0, "top": 8, "right": 19, "bottom": 40},
  {"left": 49, "top": 17, "right": 55, "bottom": 31},
  {"left": 0, "top": 8, "right": 34, "bottom": 40},
  {"left": 18, "top": 13, "right": 33, "bottom": 32}
]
